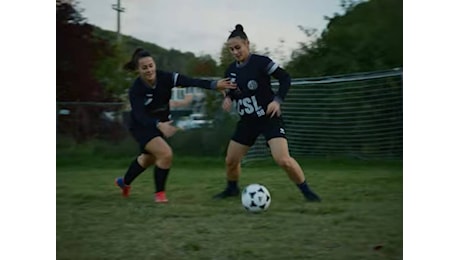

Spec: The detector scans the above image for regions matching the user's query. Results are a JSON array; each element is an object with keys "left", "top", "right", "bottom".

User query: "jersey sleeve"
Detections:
[
  {"left": 260, "top": 56, "right": 291, "bottom": 103},
  {"left": 172, "top": 72, "right": 217, "bottom": 90},
  {"left": 261, "top": 56, "right": 280, "bottom": 75}
]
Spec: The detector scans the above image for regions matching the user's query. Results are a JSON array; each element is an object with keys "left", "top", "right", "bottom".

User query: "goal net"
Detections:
[{"left": 243, "top": 68, "right": 403, "bottom": 162}]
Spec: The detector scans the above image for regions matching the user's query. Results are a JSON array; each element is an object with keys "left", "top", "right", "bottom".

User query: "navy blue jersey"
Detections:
[
  {"left": 129, "top": 70, "right": 217, "bottom": 128},
  {"left": 225, "top": 54, "right": 291, "bottom": 121}
]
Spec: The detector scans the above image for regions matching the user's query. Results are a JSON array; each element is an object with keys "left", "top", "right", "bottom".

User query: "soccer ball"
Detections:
[{"left": 241, "top": 184, "right": 271, "bottom": 212}]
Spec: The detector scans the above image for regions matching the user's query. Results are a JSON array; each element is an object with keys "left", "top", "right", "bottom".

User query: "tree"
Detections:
[
  {"left": 282, "top": 0, "right": 403, "bottom": 158},
  {"left": 56, "top": 0, "right": 120, "bottom": 101},
  {"left": 187, "top": 55, "right": 218, "bottom": 77},
  {"left": 286, "top": 0, "right": 402, "bottom": 77},
  {"left": 57, "top": 0, "right": 126, "bottom": 142},
  {"left": 217, "top": 42, "right": 234, "bottom": 77},
  {"left": 92, "top": 42, "right": 132, "bottom": 99}
]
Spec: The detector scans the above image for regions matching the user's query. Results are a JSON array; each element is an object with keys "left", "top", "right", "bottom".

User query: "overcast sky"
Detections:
[{"left": 76, "top": 0, "right": 344, "bottom": 63}]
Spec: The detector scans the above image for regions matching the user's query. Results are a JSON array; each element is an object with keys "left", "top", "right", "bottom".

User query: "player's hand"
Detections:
[
  {"left": 266, "top": 100, "right": 281, "bottom": 118},
  {"left": 216, "top": 78, "right": 237, "bottom": 91},
  {"left": 222, "top": 96, "right": 233, "bottom": 112},
  {"left": 157, "top": 121, "right": 178, "bottom": 138}
]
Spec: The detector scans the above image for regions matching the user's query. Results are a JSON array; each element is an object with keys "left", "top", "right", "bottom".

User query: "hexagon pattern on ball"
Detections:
[{"left": 241, "top": 184, "right": 271, "bottom": 213}]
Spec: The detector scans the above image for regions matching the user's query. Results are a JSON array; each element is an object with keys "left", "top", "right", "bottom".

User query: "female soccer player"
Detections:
[
  {"left": 213, "top": 25, "right": 321, "bottom": 202},
  {"left": 115, "top": 47, "right": 236, "bottom": 203}
]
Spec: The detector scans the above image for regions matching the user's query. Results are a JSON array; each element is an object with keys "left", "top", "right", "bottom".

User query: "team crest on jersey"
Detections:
[{"left": 247, "top": 80, "right": 258, "bottom": 90}]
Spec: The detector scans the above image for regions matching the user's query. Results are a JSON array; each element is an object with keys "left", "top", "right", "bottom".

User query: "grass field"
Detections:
[{"left": 57, "top": 157, "right": 402, "bottom": 260}]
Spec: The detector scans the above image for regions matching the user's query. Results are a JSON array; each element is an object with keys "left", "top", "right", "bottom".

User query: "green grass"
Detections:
[{"left": 57, "top": 157, "right": 402, "bottom": 260}]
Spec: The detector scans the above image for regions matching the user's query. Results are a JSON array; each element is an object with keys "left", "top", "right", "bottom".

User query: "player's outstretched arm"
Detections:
[
  {"left": 170, "top": 94, "right": 193, "bottom": 108},
  {"left": 215, "top": 78, "right": 237, "bottom": 91},
  {"left": 174, "top": 73, "right": 236, "bottom": 91}
]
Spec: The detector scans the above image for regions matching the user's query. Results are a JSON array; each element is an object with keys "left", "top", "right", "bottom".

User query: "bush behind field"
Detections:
[
  {"left": 57, "top": 123, "right": 234, "bottom": 166},
  {"left": 57, "top": 115, "right": 235, "bottom": 166}
]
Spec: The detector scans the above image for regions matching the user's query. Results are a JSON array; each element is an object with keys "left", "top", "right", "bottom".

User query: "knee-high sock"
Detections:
[
  {"left": 154, "top": 166, "right": 170, "bottom": 193},
  {"left": 123, "top": 159, "right": 146, "bottom": 185}
]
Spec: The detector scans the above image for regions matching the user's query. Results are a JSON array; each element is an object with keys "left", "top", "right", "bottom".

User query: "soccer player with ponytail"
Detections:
[{"left": 115, "top": 47, "right": 236, "bottom": 203}]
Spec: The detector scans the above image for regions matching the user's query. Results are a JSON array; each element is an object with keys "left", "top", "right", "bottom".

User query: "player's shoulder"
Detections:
[
  {"left": 225, "top": 61, "right": 238, "bottom": 75},
  {"left": 251, "top": 53, "right": 273, "bottom": 63},
  {"left": 155, "top": 70, "right": 176, "bottom": 85},
  {"left": 249, "top": 54, "right": 274, "bottom": 70},
  {"left": 156, "top": 69, "right": 172, "bottom": 78}
]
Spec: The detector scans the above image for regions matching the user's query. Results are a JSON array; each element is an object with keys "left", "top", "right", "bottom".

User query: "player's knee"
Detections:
[
  {"left": 225, "top": 156, "right": 239, "bottom": 169},
  {"left": 274, "top": 156, "right": 293, "bottom": 169},
  {"left": 161, "top": 149, "right": 173, "bottom": 164},
  {"left": 138, "top": 154, "right": 155, "bottom": 168},
  {"left": 153, "top": 149, "right": 173, "bottom": 168}
]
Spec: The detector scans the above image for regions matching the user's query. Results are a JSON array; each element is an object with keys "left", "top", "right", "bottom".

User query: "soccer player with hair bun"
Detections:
[
  {"left": 213, "top": 24, "right": 321, "bottom": 202},
  {"left": 115, "top": 47, "right": 236, "bottom": 203}
]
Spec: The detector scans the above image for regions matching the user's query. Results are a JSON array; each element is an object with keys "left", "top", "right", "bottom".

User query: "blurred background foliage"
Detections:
[
  {"left": 57, "top": 0, "right": 401, "bottom": 101},
  {"left": 286, "top": 0, "right": 402, "bottom": 77},
  {"left": 56, "top": 0, "right": 402, "bottom": 158}
]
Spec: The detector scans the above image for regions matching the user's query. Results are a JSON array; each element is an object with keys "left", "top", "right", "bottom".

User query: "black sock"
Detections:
[
  {"left": 123, "top": 158, "right": 146, "bottom": 185},
  {"left": 154, "top": 166, "right": 170, "bottom": 193},
  {"left": 228, "top": 180, "right": 238, "bottom": 191},
  {"left": 297, "top": 180, "right": 312, "bottom": 195}
]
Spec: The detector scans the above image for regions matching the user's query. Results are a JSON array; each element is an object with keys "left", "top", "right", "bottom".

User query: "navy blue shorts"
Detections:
[
  {"left": 231, "top": 117, "right": 287, "bottom": 147},
  {"left": 130, "top": 126, "right": 164, "bottom": 154}
]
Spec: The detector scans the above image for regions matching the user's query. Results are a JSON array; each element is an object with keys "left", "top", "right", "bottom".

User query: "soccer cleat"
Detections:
[
  {"left": 154, "top": 191, "right": 168, "bottom": 203},
  {"left": 212, "top": 187, "right": 240, "bottom": 199},
  {"left": 304, "top": 191, "right": 321, "bottom": 202},
  {"left": 115, "top": 177, "right": 131, "bottom": 197}
]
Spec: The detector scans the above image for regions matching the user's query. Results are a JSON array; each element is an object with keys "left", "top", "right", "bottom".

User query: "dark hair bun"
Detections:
[{"left": 235, "top": 24, "right": 244, "bottom": 31}]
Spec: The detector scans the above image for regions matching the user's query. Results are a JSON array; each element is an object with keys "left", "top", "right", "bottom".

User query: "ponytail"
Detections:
[
  {"left": 123, "top": 60, "right": 136, "bottom": 71},
  {"left": 123, "top": 47, "right": 152, "bottom": 71}
]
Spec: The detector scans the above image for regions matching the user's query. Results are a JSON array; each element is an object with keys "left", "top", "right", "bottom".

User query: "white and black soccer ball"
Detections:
[{"left": 241, "top": 184, "right": 271, "bottom": 213}]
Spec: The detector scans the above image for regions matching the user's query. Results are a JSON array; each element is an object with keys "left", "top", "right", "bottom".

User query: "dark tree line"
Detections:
[
  {"left": 56, "top": 0, "right": 118, "bottom": 102},
  {"left": 286, "top": 0, "right": 402, "bottom": 77},
  {"left": 57, "top": 0, "right": 402, "bottom": 102}
]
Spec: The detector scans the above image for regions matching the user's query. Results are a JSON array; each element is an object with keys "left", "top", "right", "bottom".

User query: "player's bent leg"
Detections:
[
  {"left": 115, "top": 153, "right": 155, "bottom": 197},
  {"left": 145, "top": 137, "right": 174, "bottom": 203},
  {"left": 144, "top": 137, "right": 173, "bottom": 169},
  {"left": 268, "top": 138, "right": 303, "bottom": 182},
  {"left": 225, "top": 140, "right": 250, "bottom": 180},
  {"left": 213, "top": 140, "right": 250, "bottom": 199},
  {"left": 268, "top": 138, "right": 321, "bottom": 202},
  {"left": 138, "top": 153, "right": 156, "bottom": 168}
]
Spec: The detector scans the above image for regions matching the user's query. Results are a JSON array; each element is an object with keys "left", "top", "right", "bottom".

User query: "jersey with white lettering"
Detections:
[{"left": 225, "top": 54, "right": 291, "bottom": 121}]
